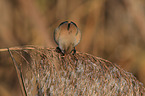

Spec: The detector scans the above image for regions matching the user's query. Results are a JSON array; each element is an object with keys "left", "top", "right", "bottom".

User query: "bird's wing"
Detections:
[
  {"left": 74, "top": 29, "right": 81, "bottom": 47},
  {"left": 54, "top": 28, "right": 60, "bottom": 45}
]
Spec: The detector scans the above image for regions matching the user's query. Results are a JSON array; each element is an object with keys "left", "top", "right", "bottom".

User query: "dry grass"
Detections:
[
  {"left": 5, "top": 46, "right": 145, "bottom": 95},
  {"left": 1, "top": 0, "right": 145, "bottom": 95}
]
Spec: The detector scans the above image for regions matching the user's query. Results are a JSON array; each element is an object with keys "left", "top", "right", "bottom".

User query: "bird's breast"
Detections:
[{"left": 59, "top": 34, "right": 75, "bottom": 46}]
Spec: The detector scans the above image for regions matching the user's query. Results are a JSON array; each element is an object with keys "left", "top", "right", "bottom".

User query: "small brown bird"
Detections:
[{"left": 54, "top": 21, "right": 81, "bottom": 55}]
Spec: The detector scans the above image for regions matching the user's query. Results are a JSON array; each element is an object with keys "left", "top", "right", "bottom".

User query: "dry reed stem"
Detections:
[
  {"left": 8, "top": 48, "right": 27, "bottom": 96},
  {"left": 6, "top": 46, "right": 145, "bottom": 96},
  {"left": 124, "top": 0, "right": 145, "bottom": 40},
  {"left": 0, "top": 45, "right": 45, "bottom": 52},
  {"left": 18, "top": 0, "right": 54, "bottom": 46}
]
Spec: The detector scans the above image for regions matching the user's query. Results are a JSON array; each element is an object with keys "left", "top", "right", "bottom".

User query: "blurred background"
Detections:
[{"left": 0, "top": 0, "right": 145, "bottom": 95}]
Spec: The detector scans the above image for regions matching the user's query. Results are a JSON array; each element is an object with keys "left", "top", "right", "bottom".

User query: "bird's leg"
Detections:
[
  {"left": 56, "top": 47, "right": 65, "bottom": 56},
  {"left": 56, "top": 47, "right": 61, "bottom": 52},
  {"left": 72, "top": 47, "right": 76, "bottom": 55}
]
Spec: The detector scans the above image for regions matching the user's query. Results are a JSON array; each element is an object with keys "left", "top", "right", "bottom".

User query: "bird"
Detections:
[{"left": 54, "top": 21, "right": 81, "bottom": 55}]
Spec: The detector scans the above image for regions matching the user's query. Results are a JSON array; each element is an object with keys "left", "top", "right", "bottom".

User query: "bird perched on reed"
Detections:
[{"left": 54, "top": 21, "right": 81, "bottom": 55}]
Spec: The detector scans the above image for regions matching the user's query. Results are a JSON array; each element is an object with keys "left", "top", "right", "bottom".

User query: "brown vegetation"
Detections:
[
  {"left": 7, "top": 46, "right": 145, "bottom": 95},
  {"left": 0, "top": 0, "right": 145, "bottom": 95}
]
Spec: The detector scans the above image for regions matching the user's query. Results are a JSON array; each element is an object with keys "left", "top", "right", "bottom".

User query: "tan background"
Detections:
[{"left": 0, "top": 0, "right": 145, "bottom": 95}]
